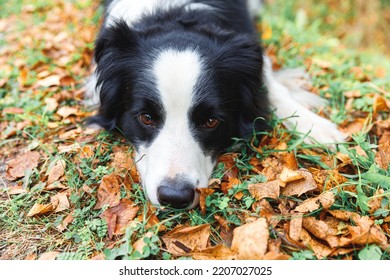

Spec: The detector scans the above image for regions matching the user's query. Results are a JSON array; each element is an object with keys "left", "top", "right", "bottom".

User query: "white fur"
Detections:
[
  {"left": 106, "top": 0, "right": 212, "bottom": 27},
  {"left": 264, "top": 56, "right": 346, "bottom": 146},
  {"left": 84, "top": 0, "right": 213, "bottom": 108},
  {"left": 247, "top": 0, "right": 263, "bottom": 19},
  {"left": 135, "top": 49, "right": 215, "bottom": 207}
]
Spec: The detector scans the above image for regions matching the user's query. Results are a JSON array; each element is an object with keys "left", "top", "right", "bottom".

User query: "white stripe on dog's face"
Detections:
[{"left": 135, "top": 49, "right": 215, "bottom": 207}]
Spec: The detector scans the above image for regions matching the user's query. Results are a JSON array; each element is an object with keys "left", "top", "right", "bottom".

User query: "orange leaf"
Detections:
[
  {"left": 300, "top": 229, "right": 333, "bottom": 259},
  {"left": 161, "top": 224, "right": 210, "bottom": 257},
  {"left": 56, "top": 106, "right": 78, "bottom": 119},
  {"left": 50, "top": 192, "right": 70, "bottom": 213},
  {"left": 100, "top": 199, "right": 139, "bottom": 238},
  {"left": 278, "top": 167, "right": 304, "bottom": 187},
  {"left": 6, "top": 151, "right": 40, "bottom": 180},
  {"left": 57, "top": 212, "right": 74, "bottom": 232},
  {"left": 231, "top": 218, "right": 269, "bottom": 260},
  {"left": 302, "top": 216, "right": 339, "bottom": 248},
  {"left": 281, "top": 169, "right": 318, "bottom": 197},
  {"left": 191, "top": 244, "right": 235, "bottom": 260},
  {"left": 94, "top": 173, "right": 121, "bottom": 209},
  {"left": 289, "top": 214, "right": 303, "bottom": 242},
  {"left": 27, "top": 203, "right": 55, "bottom": 217},
  {"left": 38, "top": 251, "right": 60, "bottom": 260},
  {"left": 36, "top": 75, "right": 61, "bottom": 88},
  {"left": 295, "top": 191, "right": 335, "bottom": 213},
  {"left": 198, "top": 188, "right": 215, "bottom": 215},
  {"left": 248, "top": 180, "right": 280, "bottom": 201},
  {"left": 46, "top": 159, "right": 66, "bottom": 184}
]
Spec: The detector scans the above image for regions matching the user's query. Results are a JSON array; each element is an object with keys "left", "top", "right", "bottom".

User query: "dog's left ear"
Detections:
[
  {"left": 89, "top": 20, "right": 140, "bottom": 131},
  {"left": 217, "top": 34, "right": 270, "bottom": 138}
]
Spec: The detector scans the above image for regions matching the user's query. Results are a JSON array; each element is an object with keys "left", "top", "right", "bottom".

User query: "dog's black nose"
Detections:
[{"left": 157, "top": 182, "right": 195, "bottom": 209}]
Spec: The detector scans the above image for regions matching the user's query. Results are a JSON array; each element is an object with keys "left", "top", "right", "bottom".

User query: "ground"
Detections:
[{"left": 0, "top": 0, "right": 389, "bottom": 260}]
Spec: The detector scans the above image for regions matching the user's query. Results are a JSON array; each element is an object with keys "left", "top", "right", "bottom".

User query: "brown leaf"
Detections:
[
  {"left": 133, "top": 232, "right": 155, "bottom": 255},
  {"left": 8, "top": 185, "right": 28, "bottom": 195},
  {"left": 281, "top": 169, "right": 318, "bottom": 197},
  {"left": 295, "top": 191, "right": 335, "bottom": 213},
  {"left": 339, "top": 215, "right": 388, "bottom": 247},
  {"left": 161, "top": 224, "right": 210, "bottom": 257},
  {"left": 217, "top": 153, "right": 239, "bottom": 181},
  {"left": 100, "top": 199, "right": 139, "bottom": 238},
  {"left": 56, "top": 106, "right": 78, "bottom": 119},
  {"left": 27, "top": 203, "right": 55, "bottom": 217},
  {"left": 280, "top": 152, "right": 299, "bottom": 170},
  {"left": 198, "top": 187, "right": 215, "bottom": 215},
  {"left": 221, "top": 177, "right": 240, "bottom": 195},
  {"left": 300, "top": 229, "right": 333, "bottom": 259},
  {"left": 375, "top": 131, "right": 390, "bottom": 169},
  {"left": 327, "top": 209, "right": 355, "bottom": 221},
  {"left": 368, "top": 189, "right": 384, "bottom": 214},
  {"left": 278, "top": 167, "right": 304, "bottom": 187},
  {"left": 289, "top": 214, "right": 303, "bottom": 242},
  {"left": 302, "top": 216, "right": 339, "bottom": 248},
  {"left": 248, "top": 180, "right": 280, "bottom": 201},
  {"left": 252, "top": 199, "right": 281, "bottom": 227},
  {"left": 44, "top": 97, "right": 59, "bottom": 111},
  {"left": 6, "top": 151, "right": 40, "bottom": 180},
  {"left": 111, "top": 151, "right": 140, "bottom": 182},
  {"left": 36, "top": 75, "right": 61, "bottom": 87},
  {"left": 94, "top": 173, "right": 121, "bottom": 209},
  {"left": 263, "top": 239, "right": 291, "bottom": 260},
  {"left": 47, "top": 159, "right": 66, "bottom": 185},
  {"left": 50, "top": 192, "right": 70, "bottom": 213},
  {"left": 231, "top": 218, "right": 269, "bottom": 260},
  {"left": 38, "top": 251, "right": 60, "bottom": 260},
  {"left": 56, "top": 212, "right": 74, "bottom": 232},
  {"left": 191, "top": 245, "right": 236, "bottom": 260},
  {"left": 57, "top": 143, "right": 81, "bottom": 154}
]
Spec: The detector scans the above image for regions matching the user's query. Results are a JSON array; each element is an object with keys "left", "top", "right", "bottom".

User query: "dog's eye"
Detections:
[
  {"left": 139, "top": 113, "right": 154, "bottom": 126},
  {"left": 203, "top": 118, "right": 220, "bottom": 130}
]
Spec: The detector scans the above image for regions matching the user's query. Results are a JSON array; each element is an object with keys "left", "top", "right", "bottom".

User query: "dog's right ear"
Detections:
[{"left": 89, "top": 20, "right": 139, "bottom": 131}]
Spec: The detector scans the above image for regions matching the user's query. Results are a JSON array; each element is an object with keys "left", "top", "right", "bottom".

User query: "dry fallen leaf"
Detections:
[
  {"left": 191, "top": 244, "right": 235, "bottom": 260},
  {"left": 278, "top": 167, "right": 304, "bottom": 187},
  {"left": 46, "top": 159, "right": 66, "bottom": 185},
  {"left": 299, "top": 228, "right": 333, "bottom": 259},
  {"left": 94, "top": 173, "right": 121, "bottom": 209},
  {"left": 36, "top": 74, "right": 61, "bottom": 88},
  {"left": 161, "top": 224, "right": 210, "bottom": 257},
  {"left": 248, "top": 180, "right": 280, "bottom": 201},
  {"left": 6, "top": 151, "right": 40, "bottom": 180},
  {"left": 56, "top": 212, "right": 74, "bottom": 232},
  {"left": 50, "top": 191, "right": 70, "bottom": 213},
  {"left": 281, "top": 169, "right": 318, "bottom": 197},
  {"left": 339, "top": 215, "right": 388, "bottom": 247},
  {"left": 231, "top": 218, "right": 269, "bottom": 260},
  {"left": 302, "top": 216, "right": 339, "bottom": 248},
  {"left": 295, "top": 191, "right": 335, "bottom": 213},
  {"left": 27, "top": 203, "right": 55, "bottom": 217},
  {"left": 100, "top": 199, "right": 139, "bottom": 238},
  {"left": 56, "top": 106, "right": 78, "bottom": 119},
  {"left": 38, "top": 251, "right": 60, "bottom": 260},
  {"left": 133, "top": 232, "right": 155, "bottom": 255},
  {"left": 289, "top": 214, "right": 303, "bottom": 242},
  {"left": 198, "top": 187, "right": 215, "bottom": 215}
]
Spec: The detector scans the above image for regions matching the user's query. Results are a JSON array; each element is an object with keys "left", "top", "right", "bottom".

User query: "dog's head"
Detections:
[{"left": 89, "top": 20, "right": 268, "bottom": 209}]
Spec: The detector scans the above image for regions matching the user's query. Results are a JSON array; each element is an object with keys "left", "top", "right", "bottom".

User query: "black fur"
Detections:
[{"left": 89, "top": 1, "right": 269, "bottom": 154}]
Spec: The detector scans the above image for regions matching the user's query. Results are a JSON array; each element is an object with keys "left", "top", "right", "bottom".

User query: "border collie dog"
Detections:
[{"left": 86, "top": 0, "right": 345, "bottom": 209}]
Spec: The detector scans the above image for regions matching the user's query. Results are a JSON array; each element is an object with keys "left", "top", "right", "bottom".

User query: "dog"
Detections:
[{"left": 85, "top": 0, "right": 345, "bottom": 209}]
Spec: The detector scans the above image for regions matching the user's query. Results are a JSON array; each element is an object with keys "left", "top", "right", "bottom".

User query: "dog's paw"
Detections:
[
  {"left": 274, "top": 67, "right": 328, "bottom": 110},
  {"left": 285, "top": 111, "right": 346, "bottom": 148}
]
